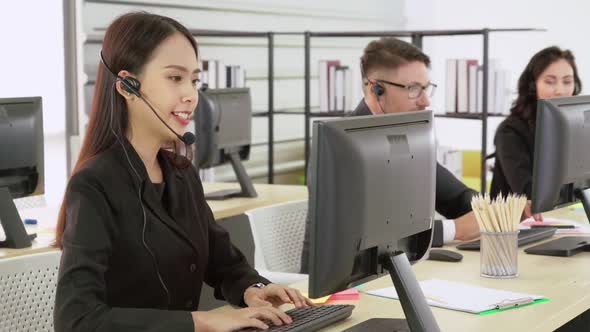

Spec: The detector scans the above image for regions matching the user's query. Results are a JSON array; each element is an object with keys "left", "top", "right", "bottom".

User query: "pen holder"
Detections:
[{"left": 480, "top": 231, "right": 519, "bottom": 279}]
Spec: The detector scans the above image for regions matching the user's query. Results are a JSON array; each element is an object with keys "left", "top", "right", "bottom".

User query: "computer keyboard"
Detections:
[
  {"left": 456, "top": 227, "right": 557, "bottom": 250},
  {"left": 237, "top": 304, "right": 354, "bottom": 332}
]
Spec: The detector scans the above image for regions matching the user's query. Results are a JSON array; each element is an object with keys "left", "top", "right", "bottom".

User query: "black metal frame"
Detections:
[
  {"left": 303, "top": 28, "right": 543, "bottom": 193},
  {"left": 85, "top": 28, "right": 543, "bottom": 189},
  {"left": 187, "top": 30, "right": 276, "bottom": 183}
]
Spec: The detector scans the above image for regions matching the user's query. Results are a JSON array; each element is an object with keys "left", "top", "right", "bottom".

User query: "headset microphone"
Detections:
[
  {"left": 139, "top": 97, "right": 196, "bottom": 145},
  {"left": 100, "top": 51, "right": 196, "bottom": 145}
]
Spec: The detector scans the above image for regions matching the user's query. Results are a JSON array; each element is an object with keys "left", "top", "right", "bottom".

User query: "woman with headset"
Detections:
[
  {"left": 490, "top": 46, "right": 582, "bottom": 220},
  {"left": 54, "top": 12, "right": 311, "bottom": 332}
]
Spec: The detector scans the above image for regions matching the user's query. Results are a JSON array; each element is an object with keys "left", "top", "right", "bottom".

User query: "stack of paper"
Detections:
[{"left": 366, "top": 279, "right": 547, "bottom": 314}]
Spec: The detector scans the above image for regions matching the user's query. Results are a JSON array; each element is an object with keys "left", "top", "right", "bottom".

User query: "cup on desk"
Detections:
[{"left": 480, "top": 230, "right": 519, "bottom": 279}]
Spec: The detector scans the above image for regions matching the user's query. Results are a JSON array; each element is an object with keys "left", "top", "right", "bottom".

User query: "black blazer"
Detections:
[
  {"left": 490, "top": 115, "right": 535, "bottom": 199},
  {"left": 54, "top": 139, "right": 269, "bottom": 332}
]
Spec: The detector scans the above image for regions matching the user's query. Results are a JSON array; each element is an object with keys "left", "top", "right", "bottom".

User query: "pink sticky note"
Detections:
[{"left": 328, "top": 288, "right": 359, "bottom": 301}]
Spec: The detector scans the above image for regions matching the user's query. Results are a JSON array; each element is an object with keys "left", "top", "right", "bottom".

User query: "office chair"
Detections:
[
  {"left": 0, "top": 250, "right": 61, "bottom": 332},
  {"left": 246, "top": 200, "right": 308, "bottom": 285}
]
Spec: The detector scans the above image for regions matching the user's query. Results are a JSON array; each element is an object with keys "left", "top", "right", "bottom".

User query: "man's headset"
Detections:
[
  {"left": 361, "top": 59, "right": 387, "bottom": 114},
  {"left": 99, "top": 51, "right": 196, "bottom": 145}
]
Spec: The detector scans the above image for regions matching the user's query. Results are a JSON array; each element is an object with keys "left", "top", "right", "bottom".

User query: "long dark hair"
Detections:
[
  {"left": 55, "top": 12, "right": 199, "bottom": 248},
  {"left": 511, "top": 46, "right": 582, "bottom": 129}
]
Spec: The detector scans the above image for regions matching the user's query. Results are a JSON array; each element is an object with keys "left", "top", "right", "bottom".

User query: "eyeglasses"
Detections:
[{"left": 376, "top": 79, "right": 437, "bottom": 99}]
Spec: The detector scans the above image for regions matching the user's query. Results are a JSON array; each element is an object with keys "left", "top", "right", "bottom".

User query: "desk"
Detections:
[
  {"left": 217, "top": 207, "right": 590, "bottom": 332},
  {"left": 0, "top": 182, "right": 307, "bottom": 259},
  {"left": 204, "top": 182, "right": 307, "bottom": 220}
]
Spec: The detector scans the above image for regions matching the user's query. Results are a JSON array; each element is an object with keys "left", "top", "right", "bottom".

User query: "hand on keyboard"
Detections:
[
  {"left": 237, "top": 304, "right": 355, "bottom": 332},
  {"left": 244, "top": 283, "right": 315, "bottom": 309},
  {"left": 191, "top": 306, "right": 292, "bottom": 332}
]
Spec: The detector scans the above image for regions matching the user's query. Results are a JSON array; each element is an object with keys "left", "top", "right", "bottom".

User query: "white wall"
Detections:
[
  {"left": 0, "top": 0, "right": 66, "bottom": 205},
  {"left": 405, "top": 0, "right": 589, "bottom": 153}
]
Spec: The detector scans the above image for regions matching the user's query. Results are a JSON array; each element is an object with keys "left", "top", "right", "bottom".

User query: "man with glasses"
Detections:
[
  {"left": 300, "top": 38, "right": 480, "bottom": 273},
  {"left": 354, "top": 37, "right": 480, "bottom": 248}
]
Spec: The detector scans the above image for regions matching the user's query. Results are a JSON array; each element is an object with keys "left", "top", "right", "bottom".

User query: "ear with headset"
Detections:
[
  {"left": 361, "top": 58, "right": 387, "bottom": 114},
  {"left": 99, "top": 50, "right": 196, "bottom": 145},
  {"left": 372, "top": 82, "right": 385, "bottom": 97}
]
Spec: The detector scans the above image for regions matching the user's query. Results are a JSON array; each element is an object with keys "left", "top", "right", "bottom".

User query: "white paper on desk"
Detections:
[
  {"left": 366, "top": 279, "right": 545, "bottom": 314},
  {"left": 520, "top": 217, "right": 590, "bottom": 234}
]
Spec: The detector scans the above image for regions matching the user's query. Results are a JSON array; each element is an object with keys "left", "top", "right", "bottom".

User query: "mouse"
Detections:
[{"left": 427, "top": 249, "right": 463, "bottom": 262}]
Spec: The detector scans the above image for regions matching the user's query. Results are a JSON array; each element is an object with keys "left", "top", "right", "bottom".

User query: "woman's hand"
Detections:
[
  {"left": 191, "top": 306, "right": 292, "bottom": 332},
  {"left": 522, "top": 200, "right": 543, "bottom": 222},
  {"left": 244, "top": 283, "right": 315, "bottom": 308}
]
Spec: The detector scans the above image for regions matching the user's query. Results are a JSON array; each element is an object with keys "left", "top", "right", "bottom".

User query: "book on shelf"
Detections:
[
  {"left": 335, "top": 65, "right": 347, "bottom": 112},
  {"left": 318, "top": 59, "right": 363, "bottom": 113},
  {"left": 467, "top": 60, "right": 479, "bottom": 114},
  {"left": 445, "top": 59, "right": 458, "bottom": 113},
  {"left": 445, "top": 58, "right": 511, "bottom": 116},
  {"left": 199, "top": 60, "right": 246, "bottom": 89}
]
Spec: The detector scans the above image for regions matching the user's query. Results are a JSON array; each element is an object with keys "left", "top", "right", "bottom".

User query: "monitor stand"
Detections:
[
  {"left": 205, "top": 151, "right": 258, "bottom": 200},
  {"left": 0, "top": 187, "right": 35, "bottom": 248},
  {"left": 575, "top": 188, "right": 590, "bottom": 223},
  {"left": 343, "top": 251, "right": 440, "bottom": 332}
]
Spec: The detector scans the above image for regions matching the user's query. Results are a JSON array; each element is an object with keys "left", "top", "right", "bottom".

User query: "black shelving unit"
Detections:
[
  {"left": 84, "top": 28, "right": 542, "bottom": 189},
  {"left": 303, "top": 28, "right": 543, "bottom": 193}
]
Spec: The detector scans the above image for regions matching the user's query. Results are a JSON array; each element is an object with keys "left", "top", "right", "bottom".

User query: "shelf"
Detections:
[
  {"left": 309, "top": 111, "right": 350, "bottom": 117},
  {"left": 257, "top": 111, "right": 508, "bottom": 119},
  {"left": 275, "top": 111, "right": 305, "bottom": 115},
  {"left": 254, "top": 107, "right": 352, "bottom": 116},
  {"left": 251, "top": 138, "right": 304, "bottom": 147},
  {"left": 307, "top": 28, "right": 544, "bottom": 38},
  {"left": 435, "top": 113, "right": 507, "bottom": 120}
]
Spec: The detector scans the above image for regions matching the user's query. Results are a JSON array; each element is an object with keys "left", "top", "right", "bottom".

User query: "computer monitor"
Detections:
[
  {"left": 531, "top": 95, "right": 590, "bottom": 214},
  {"left": 527, "top": 95, "right": 590, "bottom": 257},
  {"left": 194, "top": 87, "right": 257, "bottom": 200},
  {"left": 308, "top": 111, "right": 440, "bottom": 331},
  {"left": 0, "top": 97, "right": 43, "bottom": 248}
]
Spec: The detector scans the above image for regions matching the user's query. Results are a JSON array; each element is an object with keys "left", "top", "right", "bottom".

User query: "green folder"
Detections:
[{"left": 479, "top": 298, "right": 550, "bottom": 316}]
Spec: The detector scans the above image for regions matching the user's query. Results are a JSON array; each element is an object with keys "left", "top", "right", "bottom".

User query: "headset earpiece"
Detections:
[
  {"left": 372, "top": 82, "right": 385, "bottom": 97},
  {"left": 100, "top": 51, "right": 141, "bottom": 97},
  {"left": 120, "top": 76, "right": 141, "bottom": 97}
]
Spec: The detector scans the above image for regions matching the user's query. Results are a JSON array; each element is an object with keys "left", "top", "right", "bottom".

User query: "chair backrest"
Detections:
[
  {"left": 0, "top": 250, "right": 62, "bottom": 332},
  {"left": 246, "top": 200, "right": 308, "bottom": 273}
]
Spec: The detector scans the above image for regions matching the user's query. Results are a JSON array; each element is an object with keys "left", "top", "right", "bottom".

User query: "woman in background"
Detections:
[{"left": 490, "top": 46, "right": 582, "bottom": 220}]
